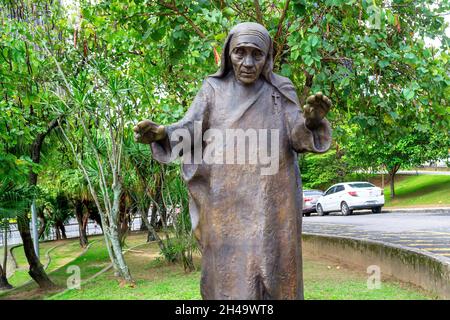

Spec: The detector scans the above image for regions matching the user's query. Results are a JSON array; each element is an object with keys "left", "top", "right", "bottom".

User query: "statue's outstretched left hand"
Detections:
[{"left": 303, "top": 92, "right": 332, "bottom": 130}]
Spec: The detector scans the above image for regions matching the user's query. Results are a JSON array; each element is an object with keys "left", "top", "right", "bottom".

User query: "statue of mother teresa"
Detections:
[{"left": 134, "top": 22, "right": 332, "bottom": 300}]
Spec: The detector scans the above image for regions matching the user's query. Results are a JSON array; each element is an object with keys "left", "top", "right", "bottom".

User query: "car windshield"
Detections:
[{"left": 349, "top": 183, "right": 375, "bottom": 188}]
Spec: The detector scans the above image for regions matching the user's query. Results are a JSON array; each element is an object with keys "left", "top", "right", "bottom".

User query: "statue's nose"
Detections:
[{"left": 242, "top": 55, "right": 254, "bottom": 68}]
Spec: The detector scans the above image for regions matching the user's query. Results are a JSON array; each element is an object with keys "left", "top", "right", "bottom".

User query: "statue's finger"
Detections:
[
  {"left": 156, "top": 125, "right": 165, "bottom": 134},
  {"left": 134, "top": 132, "right": 141, "bottom": 141},
  {"left": 306, "top": 95, "right": 316, "bottom": 104},
  {"left": 315, "top": 92, "right": 323, "bottom": 100},
  {"left": 135, "top": 122, "right": 145, "bottom": 132},
  {"left": 303, "top": 104, "right": 312, "bottom": 113},
  {"left": 137, "top": 119, "right": 152, "bottom": 130},
  {"left": 133, "top": 126, "right": 139, "bottom": 133},
  {"left": 324, "top": 96, "right": 332, "bottom": 107},
  {"left": 141, "top": 123, "right": 155, "bottom": 134}
]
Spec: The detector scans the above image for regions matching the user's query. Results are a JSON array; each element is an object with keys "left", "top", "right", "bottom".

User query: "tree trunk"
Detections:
[
  {"left": 57, "top": 221, "right": 67, "bottom": 239},
  {"left": 79, "top": 222, "right": 88, "bottom": 247},
  {"left": 109, "top": 224, "right": 133, "bottom": 282},
  {"left": 60, "top": 225, "right": 67, "bottom": 239},
  {"left": 140, "top": 215, "right": 148, "bottom": 231},
  {"left": 118, "top": 193, "right": 129, "bottom": 244},
  {"left": 18, "top": 118, "right": 59, "bottom": 289},
  {"left": 0, "top": 227, "right": 12, "bottom": 290},
  {"left": 0, "top": 265, "right": 12, "bottom": 290},
  {"left": 107, "top": 183, "right": 133, "bottom": 282},
  {"left": 74, "top": 200, "right": 88, "bottom": 248},
  {"left": 55, "top": 226, "right": 61, "bottom": 240},
  {"left": 3, "top": 226, "right": 7, "bottom": 276},
  {"left": 85, "top": 200, "right": 102, "bottom": 231},
  {"left": 150, "top": 203, "right": 158, "bottom": 230},
  {"left": 146, "top": 207, "right": 157, "bottom": 242},
  {"left": 389, "top": 174, "right": 395, "bottom": 199},
  {"left": 153, "top": 179, "right": 166, "bottom": 230},
  {"left": 388, "top": 164, "right": 400, "bottom": 199},
  {"left": 37, "top": 207, "right": 46, "bottom": 239},
  {"left": 17, "top": 217, "right": 54, "bottom": 289},
  {"left": 142, "top": 207, "right": 165, "bottom": 250}
]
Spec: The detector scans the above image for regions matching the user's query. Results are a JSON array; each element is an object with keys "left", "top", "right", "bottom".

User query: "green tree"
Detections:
[{"left": 0, "top": 180, "right": 34, "bottom": 290}]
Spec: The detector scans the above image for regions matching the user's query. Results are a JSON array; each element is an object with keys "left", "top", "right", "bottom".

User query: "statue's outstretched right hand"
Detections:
[{"left": 133, "top": 120, "right": 166, "bottom": 144}]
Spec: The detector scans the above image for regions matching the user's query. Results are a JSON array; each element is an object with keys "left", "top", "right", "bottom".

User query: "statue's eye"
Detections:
[
  {"left": 235, "top": 49, "right": 245, "bottom": 57},
  {"left": 253, "top": 50, "right": 264, "bottom": 60}
]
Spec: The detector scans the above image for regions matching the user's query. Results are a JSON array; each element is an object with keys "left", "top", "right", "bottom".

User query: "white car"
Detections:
[
  {"left": 315, "top": 182, "right": 385, "bottom": 216},
  {"left": 302, "top": 189, "right": 324, "bottom": 216}
]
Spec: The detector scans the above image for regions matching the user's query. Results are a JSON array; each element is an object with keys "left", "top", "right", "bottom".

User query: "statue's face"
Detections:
[{"left": 230, "top": 45, "right": 266, "bottom": 84}]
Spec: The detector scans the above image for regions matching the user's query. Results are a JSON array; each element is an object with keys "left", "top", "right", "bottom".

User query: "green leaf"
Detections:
[
  {"left": 309, "top": 35, "right": 320, "bottom": 47},
  {"left": 291, "top": 49, "right": 300, "bottom": 60},
  {"left": 402, "top": 88, "right": 415, "bottom": 100},
  {"left": 280, "top": 64, "right": 292, "bottom": 77},
  {"left": 404, "top": 52, "right": 418, "bottom": 63},
  {"left": 378, "top": 60, "right": 390, "bottom": 68},
  {"left": 214, "top": 32, "right": 226, "bottom": 41},
  {"left": 292, "top": 0, "right": 307, "bottom": 16},
  {"left": 303, "top": 55, "right": 314, "bottom": 66}
]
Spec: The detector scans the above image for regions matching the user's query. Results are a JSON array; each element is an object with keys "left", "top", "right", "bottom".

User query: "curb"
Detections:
[
  {"left": 303, "top": 232, "right": 450, "bottom": 299},
  {"left": 43, "top": 243, "right": 67, "bottom": 270},
  {"left": 8, "top": 244, "right": 21, "bottom": 269},
  {"left": 382, "top": 208, "right": 450, "bottom": 214}
]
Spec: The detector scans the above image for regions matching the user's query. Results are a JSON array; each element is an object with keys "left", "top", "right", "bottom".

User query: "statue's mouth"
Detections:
[{"left": 240, "top": 71, "right": 255, "bottom": 77}]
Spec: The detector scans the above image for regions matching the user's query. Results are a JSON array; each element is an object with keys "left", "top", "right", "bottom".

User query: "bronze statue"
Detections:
[{"left": 134, "top": 22, "right": 332, "bottom": 300}]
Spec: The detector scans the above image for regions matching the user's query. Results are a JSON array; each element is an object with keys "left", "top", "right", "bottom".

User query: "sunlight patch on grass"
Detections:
[{"left": 384, "top": 175, "right": 450, "bottom": 207}]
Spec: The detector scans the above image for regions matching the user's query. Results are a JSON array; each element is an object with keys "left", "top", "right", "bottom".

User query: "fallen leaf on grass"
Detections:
[{"left": 118, "top": 279, "right": 136, "bottom": 288}]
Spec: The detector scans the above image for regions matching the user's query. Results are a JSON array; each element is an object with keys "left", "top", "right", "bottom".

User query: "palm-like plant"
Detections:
[{"left": 0, "top": 180, "right": 34, "bottom": 289}]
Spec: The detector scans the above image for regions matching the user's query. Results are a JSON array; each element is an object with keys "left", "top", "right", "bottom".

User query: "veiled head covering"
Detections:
[
  {"left": 228, "top": 26, "right": 271, "bottom": 56},
  {"left": 209, "top": 22, "right": 300, "bottom": 106}
]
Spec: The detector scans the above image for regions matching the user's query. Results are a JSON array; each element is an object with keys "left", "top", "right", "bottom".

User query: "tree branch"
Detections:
[
  {"left": 253, "top": 0, "right": 263, "bottom": 24},
  {"left": 157, "top": 1, "right": 206, "bottom": 39},
  {"left": 299, "top": 71, "right": 314, "bottom": 108},
  {"left": 275, "top": 0, "right": 291, "bottom": 44}
]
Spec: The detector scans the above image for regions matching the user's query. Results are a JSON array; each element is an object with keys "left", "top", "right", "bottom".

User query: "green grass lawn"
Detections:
[
  {"left": 50, "top": 252, "right": 432, "bottom": 300},
  {"left": 383, "top": 175, "right": 450, "bottom": 208},
  {"left": 0, "top": 233, "right": 148, "bottom": 299},
  {"left": 6, "top": 239, "right": 86, "bottom": 287},
  {"left": 1, "top": 232, "right": 436, "bottom": 300}
]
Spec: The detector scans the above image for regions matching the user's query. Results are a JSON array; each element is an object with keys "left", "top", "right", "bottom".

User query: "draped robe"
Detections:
[{"left": 151, "top": 72, "right": 331, "bottom": 299}]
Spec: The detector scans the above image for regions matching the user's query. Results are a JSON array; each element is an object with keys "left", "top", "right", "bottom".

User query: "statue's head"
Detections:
[
  {"left": 212, "top": 22, "right": 273, "bottom": 85},
  {"left": 210, "top": 22, "right": 299, "bottom": 107},
  {"left": 228, "top": 23, "right": 270, "bottom": 84}
]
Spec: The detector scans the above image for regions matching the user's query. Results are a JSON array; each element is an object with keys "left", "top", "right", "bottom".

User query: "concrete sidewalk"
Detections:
[{"left": 383, "top": 207, "right": 450, "bottom": 214}]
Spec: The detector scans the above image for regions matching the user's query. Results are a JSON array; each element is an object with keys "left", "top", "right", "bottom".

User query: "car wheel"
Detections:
[
  {"left": 341, "top": 202, "right": 352, "bottom": 216},
  {"left": 316, "top": 204, "right": 324, "bottom": 216},
  {"left": 372, "top": 206, "right": 382, "bottom": 213}
]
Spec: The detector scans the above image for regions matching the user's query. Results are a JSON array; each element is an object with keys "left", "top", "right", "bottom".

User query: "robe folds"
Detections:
[{"left": 151, "top": 72, "right": 331, "bottom": 300}]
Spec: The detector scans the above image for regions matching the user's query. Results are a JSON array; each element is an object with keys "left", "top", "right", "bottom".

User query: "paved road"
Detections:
[{"left": 303, "top": 211, "right": 450, "bottom": 263}]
